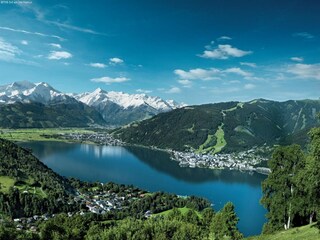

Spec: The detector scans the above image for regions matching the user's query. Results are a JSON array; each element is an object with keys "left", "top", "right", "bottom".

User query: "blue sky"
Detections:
[{"left": 0, "top": 0, "right": 319, "bottom": 104}]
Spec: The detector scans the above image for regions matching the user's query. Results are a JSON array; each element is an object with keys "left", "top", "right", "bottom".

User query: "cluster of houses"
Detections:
[
  {"left": 13, "top": 213, "right": 53, "bottom": 232},
  {"left": 74, "top": 189, "right": 127, "bottom": 214},
  {"left": 11, "top": 186, "right": 150, "bottom": 231},
  {"left": 60, "top": 133, "right": 124, "bottom": 146},
  {"left": 170, "top": 148, "right": 271, "bottom": 174}
]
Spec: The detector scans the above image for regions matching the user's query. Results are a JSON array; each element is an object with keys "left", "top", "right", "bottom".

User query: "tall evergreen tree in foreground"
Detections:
[{"left": 211, "top": 202, "right": 243, "bottom": 239}]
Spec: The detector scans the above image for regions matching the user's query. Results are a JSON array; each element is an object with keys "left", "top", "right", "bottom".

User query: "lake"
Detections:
[{"left": 19, "top": 141, "right": 267, "bottom": 236}]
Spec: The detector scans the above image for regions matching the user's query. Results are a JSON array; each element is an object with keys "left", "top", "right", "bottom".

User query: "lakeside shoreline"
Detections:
[
  {"left": 1, "top": 128, "right": 270, "bottom": 175},
  {"left": 6, "top": 129, "right": 270, "bottom": 175}
]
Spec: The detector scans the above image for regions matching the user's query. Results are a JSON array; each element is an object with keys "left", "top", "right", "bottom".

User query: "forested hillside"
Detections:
[
  {"left": 0, "top": 138, "right": 76, "bottom": 217},
  {"left": 0, "top": 102, "right": 106, "bottom": 128},
  {"left": 113, "top": 99, "right": 320, "bottom": 152}
]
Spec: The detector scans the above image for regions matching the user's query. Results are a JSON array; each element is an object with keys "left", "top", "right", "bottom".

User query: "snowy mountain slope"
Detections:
[
  {"left": 0, "top": 81, "right": 184, "bottom": 126},
  {"left": 73, "top": 88, "right": 182, "bottom": 110},
  {"left": 72, "top": 88, "right": 184, "bottom": 125},
  {"left": 0, "top": 81, "right": 75, "bottom": 104}
]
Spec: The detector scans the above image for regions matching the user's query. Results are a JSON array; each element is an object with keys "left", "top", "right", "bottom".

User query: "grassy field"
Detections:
[
  {"left": 0, "top": 176, "right": 15, "bottom": 193},
  {"left": 15, "top": 184, "right": 47, "bottom": 198},
  {"left": 197, "top": 134, "right": 215, "bottom": 153},
  {"left": 0, "top": 175, "right": 47, "bottom": 197},
  {"left": 213, "top": 124, "right": 227, "bottom": 154},
  {"left": 15, "top": 177, "right": 47, "bottom": 198},
  {"left": 197, "top": 123, "right": 227, "bottom": 154},
  {"left": 247, "top": 224, "right": 320, "bottom": 240},
  {"left": 0, "top": 128, "right": 94, "bottom": 142},
  {"left": 154, "top": 207, "right": 202, "bottom": 218}
]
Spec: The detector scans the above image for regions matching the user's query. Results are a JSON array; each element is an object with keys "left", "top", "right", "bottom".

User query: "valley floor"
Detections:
[{"left": 0, "top": 128, "right": 95, "bottom": 142}]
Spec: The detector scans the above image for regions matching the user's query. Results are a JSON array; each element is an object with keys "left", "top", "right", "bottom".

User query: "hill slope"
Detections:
[
  {"left": 247, "top": 224, "right": 320, "bottom": 240},
  {"left": 0, "top": 101, "right": 106, "bottom": 128},
  {"left": 113, "top": 99, "right": 320, "bottom": 152},
  {"left": 0, "top": 138, "right": 74, "bottom": 217}
]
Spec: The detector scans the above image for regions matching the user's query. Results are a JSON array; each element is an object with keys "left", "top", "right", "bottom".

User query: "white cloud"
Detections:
[
  {"left": 47, "top": 51, "right": 72, "bottom": 60},
  {"left": 199, "top": 44, "right": 252, "bottom": 59},
  {"left": 49, "top": 43, "right": 62, "bottom": 49},
  {"left": 293, "top": 32, "right": 314, "bottom": 39},
  {"left": 240, "top": 62, "right": 257, "bottom": 68},
  {"left": 229, "top": 80, "right": 241, "bottom": 84},
  {"left": 0, "top": 37, "right": 36, "bottom": 65},
  {"left": 18, "top": 2, "right": 45, "bottom": 21},
  {"left": 174, "top": 67, "right": 253, "bottom": 81},
  {"left": 224, "top": 67, "right": 252, "bottom": 77},
  {"left": 89, "top": 63, "right": 107, "bottom": 68},
  {"left": 217, "top": 36, "right": 232, "bottom": 41},
  {"left": 17, "top": 3, "right": 106, "bottom": 36},
  {"left": 0, "top": 26, "right": 65, "bottom": 41},
  {"left": 136, "top": 89, "right": 152, "bottom": 94},
  {"left": 290, "top": 57, "right": 303, "bottom": 62},
  {"left": 174, "top": 68, "right": 221, "bottom": 80},
  {"left": 109, "top": 57, "right": 124, "bottom": 64},
  {"left": 21, "top": 40, "right": 28, "bottom": 45},
  {"left": 178, "top": 79, "right": 192, "bottom": 87},
  {"left": 47, "top": 21, "right": 106, "bottom": 35},
  {"left": 166, "top": 87, "right": 181, "bottom": 94},
  {"left": 91, "top": 76, "right": 130, "bottom": 84},
  {"left": 244, "top": 83, "right": 256, "bottom": 90},
  {"left": 287, "top": 63, "right": 320, "bottom": 80},
  {"left": 0, "top": 37, "right": 22, "bottom": 62},
  {"left": 212, "top": 87, "right": 240, "bottom": 94}
]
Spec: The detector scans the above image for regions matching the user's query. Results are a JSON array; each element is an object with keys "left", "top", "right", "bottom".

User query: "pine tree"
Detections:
[{"left": 211, "top": 202, "right": 243, "bottom": 239}]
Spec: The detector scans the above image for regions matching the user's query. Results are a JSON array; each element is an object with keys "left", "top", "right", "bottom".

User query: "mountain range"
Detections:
[
  {"left": 112, "top": 99, "right": 320, "bottom": 152},
  {"left": 0, "top": 81, "right": 182, "bottom": 127},
  {"left": 1, "top": 81, "right": 319, "bottom": 153}
]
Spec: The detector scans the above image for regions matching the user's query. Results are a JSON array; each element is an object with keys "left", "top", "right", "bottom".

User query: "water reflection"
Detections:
[
  {"left": 20, "top": 142, "right": 266, "bottom": 186},
  {"left": 20, "top": 141, "right": 77, "bottom": 159},
  {"left": 126, "top": 146, "right": 266, "bottom": 186},
  {"left": 80, "top": 144, "right": 126, "bottom": 158}
]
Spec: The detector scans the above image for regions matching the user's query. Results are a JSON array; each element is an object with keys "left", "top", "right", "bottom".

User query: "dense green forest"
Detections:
[
  {"left": 0, "top": 102, "right": 106, "bottom": 128},
  {"left": 0, "top": 203, "right": 243, "bottom": 240},
  {"left": 0, "top": 138, "right": 78, "bottom": 218},
  {"left": 113, "top": 99, "right": 320, "bottom": 152}
]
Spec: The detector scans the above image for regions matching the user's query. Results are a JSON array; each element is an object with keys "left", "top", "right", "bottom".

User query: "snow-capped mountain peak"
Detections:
[
  {"left": 166, "top": 99, "right": 186, "bottom": 109},
  {"left": 0, "top": 81, "right": 185, "bottom": 125},
  {"left": 0, "top": 81, "right": 68, "bottom": 104},
  {"left": 92, "top": 87, "right": 106, "bottom": 94},
  {"left": 74, "top": 89, "right": 180, "bottom": 111}
]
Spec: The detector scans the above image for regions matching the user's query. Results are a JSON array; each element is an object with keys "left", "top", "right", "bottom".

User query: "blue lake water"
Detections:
[{"left": 20, "top": 141, "right": 267, "bottom": 236}]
